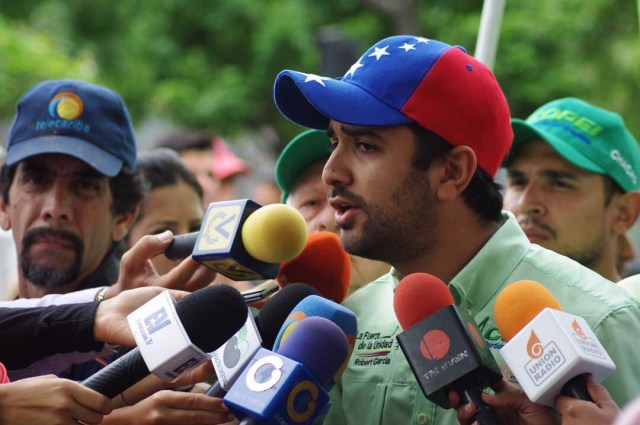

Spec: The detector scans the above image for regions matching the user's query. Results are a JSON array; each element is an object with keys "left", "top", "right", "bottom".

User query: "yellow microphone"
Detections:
[{"left": 166, "top": 199, "right": 307, "bottom": 280}]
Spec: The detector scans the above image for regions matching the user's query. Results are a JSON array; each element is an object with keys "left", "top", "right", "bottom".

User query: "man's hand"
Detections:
[
  {"left": 0, "top": 375, "right": 113, "bottom": 425},
  {"left": 93, "top": 286, "right": 190, "bottom": 346},
  {"left": 102, "top": 391, "right": 236, "bottom": 425},
  {"left": 114, "top": 360, "right": 216, "bottom": 408},
  {"left": 450, "top": 379, "right": 560, "bottom": 425},
  {"left": 107, "top": 231, "right": 217, "bottom": 298},
  {"left": 555, "top": 374, "right": 620, "bottom": 425}
]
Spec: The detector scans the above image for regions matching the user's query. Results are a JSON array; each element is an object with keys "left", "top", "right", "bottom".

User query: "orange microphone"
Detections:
[
  {"left": 495, "top": 280, "right": 615, "bottom": 406},
  {"left": 276, "top": 231, "right": 351, "bottom": 303}
]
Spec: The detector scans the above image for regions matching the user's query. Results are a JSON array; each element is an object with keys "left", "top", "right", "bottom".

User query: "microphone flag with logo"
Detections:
[
  {"left": 495, "top": 280, "right": 615, "bottom": 406},
  {"left": 393, "top": 273, "right": 502, "bottom": 425},
  {"left": 223, "top": 316, "right": 349, "bottom": 425},
  {"left": 165, "top": 200, "right": 307, "bottom": 280}
]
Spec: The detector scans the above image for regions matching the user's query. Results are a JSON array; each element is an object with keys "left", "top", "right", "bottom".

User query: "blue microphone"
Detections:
[
  {"left": 223, "top": 316, "right": 349, "bottom": 425},
  {"left": 273, "top": 294, "right": 357, "bottom": 389}
]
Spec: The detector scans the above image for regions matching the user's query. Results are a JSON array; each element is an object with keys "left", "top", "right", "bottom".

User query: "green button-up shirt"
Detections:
[{"left": 325, "top": 212, "right": 640, "bottom": 425}]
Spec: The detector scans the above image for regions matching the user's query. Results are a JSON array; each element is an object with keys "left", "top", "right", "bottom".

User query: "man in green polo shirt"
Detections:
[
  {"left": 271, "top": 35, "right": 640, "bottom": 425},
  {"left": 504, "top": 98, "right": 640, "bottom": 282}
]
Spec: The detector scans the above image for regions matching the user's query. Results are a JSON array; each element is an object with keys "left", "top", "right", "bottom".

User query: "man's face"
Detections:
[
  {"left": 287, "top": 159, "right": 338, "bottom": 234},
  {"left": 323, "top": 121, "right": 437, "bottom": 265},
  {"left": 0, "top": 154, "right": 130, "bottom": 292},
  {"left": 504, "top": 139, "right": 616, "bottom": 269},
  {"left": 179, "top": 149, "right": 220, "bottom": 206}
]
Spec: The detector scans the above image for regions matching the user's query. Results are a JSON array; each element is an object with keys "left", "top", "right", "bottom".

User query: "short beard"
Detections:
[
  {"left": 21, "top": 228, "right": 83, "bottom": 289},
  {"left": 562, "top": 239, "right": 605, "bottom": 271},
  {"left": 334, "top": 168, "right": 436, "bottom": 265}
]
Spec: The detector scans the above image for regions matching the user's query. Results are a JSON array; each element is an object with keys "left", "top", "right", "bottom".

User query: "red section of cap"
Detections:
[
  {"left": 277, "top": 231, "right": 351, "bottom": 303},
  {"left": 393, "top": 273, "right": 455, "bottom": 330},
  {"left": 494, "top": 280, "right": 563, "bottom": 342},
  {"left": 402, "top": 48, "right": 513, "bottom": 177}
]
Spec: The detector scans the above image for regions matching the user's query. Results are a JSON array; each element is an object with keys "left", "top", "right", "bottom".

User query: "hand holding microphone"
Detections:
[
  {"left": 393, "top": 273, "right": 502, "bottom": 425},
  {"left": 82, "top": 284, "right": 248, "bottom": 398},
  {"left": 495, "top": 280, "right": 616, "bottom": 406},
  {"left": 165, "top": 200, "right": 308, "bottom": 281}
]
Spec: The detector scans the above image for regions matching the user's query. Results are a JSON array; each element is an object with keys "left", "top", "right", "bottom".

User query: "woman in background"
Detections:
[{"left": 126, "top": 148, "right": 204, "bottom": 274}]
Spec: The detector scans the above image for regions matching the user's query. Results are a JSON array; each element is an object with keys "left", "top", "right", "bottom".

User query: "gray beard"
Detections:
[{"left": 20, "top": 228, "right": 83, "bottom": 289}]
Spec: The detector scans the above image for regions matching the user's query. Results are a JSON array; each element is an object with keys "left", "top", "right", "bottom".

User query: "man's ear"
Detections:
[
  {"left": 434, "top": 146, "right": 477, "bottom": 202},
  {"left": 611, "top": 191, "right": 640, "bottom": 235},
  {"left": 0, "top": 197, "right": 11, "bottom": 231},
  {"left": 111, "top": 204, "right": 140, "bottom": 242}
]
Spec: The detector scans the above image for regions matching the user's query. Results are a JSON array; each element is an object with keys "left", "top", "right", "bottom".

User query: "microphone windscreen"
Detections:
[
  {"left": 393, "top": 273, "right": 454, "bottom": 330},
  {"left": 494, "top": 280, "right": 562, "bottom": 342},
  {"left": 256, "top": 283, "right": 320, "bottom": 350},
  {"left": 241, "top": 204, "right": 307, "bottom": 263},
  {"left": 175, "top": 284, "right": 249, "bottom": 352},
  {"left": 277, "top": 231, "right": 351, "bottom": 303},
  {"left": 277, "top": 316, "right": 349, "bottom": 387}
]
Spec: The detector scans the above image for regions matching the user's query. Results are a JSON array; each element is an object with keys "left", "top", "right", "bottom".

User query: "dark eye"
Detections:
[
  {"left": 356, "top": 141, "right": 375, "bottom": 152},
  {"left": 22, "top": 172, "right": 49, "bottom": 186},
  {"left": 73, "top": 180, "right": 102, "bottom": 196}
]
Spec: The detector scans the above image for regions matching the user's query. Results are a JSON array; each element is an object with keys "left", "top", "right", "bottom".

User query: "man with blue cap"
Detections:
[
  {"left": 272, "top": 35, "right": 640, "bottom": 424},
  {"left": 0, "top": 79, "right": 144, "bottom": 301}
]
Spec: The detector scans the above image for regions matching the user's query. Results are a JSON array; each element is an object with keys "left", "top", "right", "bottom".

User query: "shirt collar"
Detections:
[
  {"left": 388, "top": 212, "right": 530, "bottom": 314},
  {"left": 449, "top": 211, "right": 529, "bottom": 313}
]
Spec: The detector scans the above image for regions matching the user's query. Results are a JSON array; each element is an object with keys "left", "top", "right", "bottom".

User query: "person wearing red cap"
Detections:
[{"left": 272, "top": 35, "right": 640, "bottom": 424}]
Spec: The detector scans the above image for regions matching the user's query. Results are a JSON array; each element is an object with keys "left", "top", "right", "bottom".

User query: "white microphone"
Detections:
[{"left": 495, "top": 280, "right": 615, "bottom": 406}]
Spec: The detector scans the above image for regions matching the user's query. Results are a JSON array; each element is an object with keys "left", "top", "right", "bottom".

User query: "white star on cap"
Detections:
[
  {"left": 345, "top": 58, "right": 364, "bottom": 78},
  {"left": 399, "top": 43, "right": 416, "bottom": 52},
  {"left": 302, "top": 73, "right": 330, "bottom": 87},
  {"left": 368, "top": 46, "right": 390, "bottom": 60},
  {"left": 414, "top": 37, "right": 430, "bottom": 44}
]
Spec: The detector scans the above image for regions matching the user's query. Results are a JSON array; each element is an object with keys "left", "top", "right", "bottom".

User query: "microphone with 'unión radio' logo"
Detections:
[
  {"left": 393, "top": 273, "right": 502, "bottom": 425},
  {"left": 495, "top": 280, "right": 616, "bottom": 406},
  {"left": 165, "top": 200, "right": 307, "bottom": 281}
]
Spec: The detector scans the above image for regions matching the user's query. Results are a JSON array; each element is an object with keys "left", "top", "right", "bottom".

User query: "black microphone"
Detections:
[
  {"left": 205, "top": 283, "right": 321, "bottom": 398},
  {"left": 164, "top": 200, "right": 307, "bottom": 281},
  {"left": 82, "top": 284, "right": 248, "bottom": 398},
  {"left": 393, "top": 273, "right": 502, "bottom": 425}
]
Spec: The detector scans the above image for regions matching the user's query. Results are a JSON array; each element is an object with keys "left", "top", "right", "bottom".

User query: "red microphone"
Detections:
[
  {"left": 393, "top": 273, "right": 502, "bottom": 425},
  {"left": 277, "top": 231, "right": 351, "bottom": 303}
]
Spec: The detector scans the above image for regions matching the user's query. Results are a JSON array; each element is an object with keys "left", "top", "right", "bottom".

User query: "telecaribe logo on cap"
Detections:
[{"left": 35, "top": 91, "right": 90, "bottom": 134}]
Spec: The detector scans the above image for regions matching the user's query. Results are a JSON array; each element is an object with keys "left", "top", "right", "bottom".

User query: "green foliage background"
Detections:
[{"left": 1, "top": 0, "right": 639, "bottom": 152}]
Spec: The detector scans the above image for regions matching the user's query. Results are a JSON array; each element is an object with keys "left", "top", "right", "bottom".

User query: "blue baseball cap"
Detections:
[
  {"left": 273, "top": 35, "right": 513, "bottom": 177},
  {"left": 5, "top": 79, "right": 137, "bottom": 176}
]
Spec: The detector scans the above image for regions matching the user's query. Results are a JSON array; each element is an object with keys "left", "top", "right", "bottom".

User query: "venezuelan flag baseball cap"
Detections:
[
  {"left": 509, "top": 97, "right": 640, "bottom": 192},
  {"left": 275, "top": 129, "right": 332, "bottom": 203},
  {"left": 273, "top": 35, "right": 513, "bottom": 177},
  {"left": 5, "top": 79, "right": 137, "bottom": 176}
]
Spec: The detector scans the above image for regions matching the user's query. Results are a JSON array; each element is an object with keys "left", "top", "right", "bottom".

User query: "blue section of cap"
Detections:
[{"left": 273, "top": 36, "right": 451, "bottom": 129}]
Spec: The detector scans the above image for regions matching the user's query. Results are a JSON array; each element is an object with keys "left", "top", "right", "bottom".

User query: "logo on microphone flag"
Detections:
[{"left": 524, "top": 331, "right": 566, "bottom": 386}]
